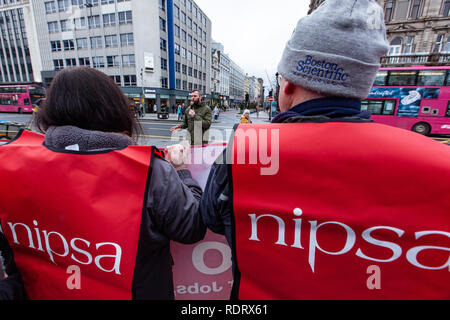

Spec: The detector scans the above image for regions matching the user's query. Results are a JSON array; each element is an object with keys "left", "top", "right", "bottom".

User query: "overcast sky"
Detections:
[{"left": 195, "top": 0, "right": 309, "bottom": 89}]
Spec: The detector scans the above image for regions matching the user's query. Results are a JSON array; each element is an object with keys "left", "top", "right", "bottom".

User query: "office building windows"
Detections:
[
  {"left": 161, "top": 58, "right": 168, "bottom": 70},
  {"left": 122, "top": 54, "right": 135, "bottom": 67},
  {"left": 160, "top": 38, "right": 167, "bottom": 51},
  {"left": 110, "top": 75, "right": 121, "bottom": 85},
  {"left": 120, "top": 33, "right": 134, "bottom": 46},
  {"left": 45, "top": 1, "right": 56, "bottom": 14},
  {"left": 92, "top": 56, "right": 105, "bottom": 68},
  {"left": 50, "top": 40, "right": 62, "bottom": 52},
  {"left": 53, "top": 59, "right": 64, "bottom": 70},
  {"left": 105, "top": 35, "right": 118, "bottom": 48},
  {"left": 88, "top": 15, "right": 100, "bottom": 28},
  {"left": 107, "top": 55, "right": 120, "bottom": 67},
  {"left": 79, "top": 57, "right": 90, "bottom": 66},
  {"left": 48, "top": 21, "right": 59, "bottom": 33},
  {"left": 124, "top": 75, "right": 136, "bottom": 86},
  {"left": 58, "top": 0, "right": 69, "bottom": 12},
  {"left": 118, "top": 11, "right": 132, "bottom": 24},
  {"left": 60, "top": 20, "right": 71, "bottom": 31},
  {"left": 77, "top": 38, "right": 88, "bottom": 49},
  {"left": 63, "top": 39, "right": 75, "bottom": 51},
  {"left": 160, "top": 17, "right": 166, "bottom": 31},
  {"left": 103, "top": 13, "right": 116, "bottom": 27},
  {"left": 65, "top": 58, "right": 76, "bottom": 67},
  {"left": 161, "top": 77, "right": 168, "bottom": 88},
  {"left": 90, "top": 36, "right": 103, "bottom": 48},
  {"left": 159, "top": 0, "right": 165, "bottom": 11}
]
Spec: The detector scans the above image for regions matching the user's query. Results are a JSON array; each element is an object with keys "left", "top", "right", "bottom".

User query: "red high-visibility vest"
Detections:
[
  {"left": 232, "top": 122, "right": 450, "bottom": 300},
  {"left": 0, "top": 130, "right": 153, "bottom": 300}
]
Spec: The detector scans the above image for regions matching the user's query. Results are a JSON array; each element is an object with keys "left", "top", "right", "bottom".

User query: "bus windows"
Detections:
[
  {"left": 0, "top": 87, "right": 27, "bottom": 94},
  {"left": 417, "top": 70, "right": 446, "bottom": 86},
  {"left": 373, "top": 71, "right": 388, "bottom": 86},
  {"left": 0, "top": 98, "right": 12, "bottom": 105},
  {"left": 362, "top": 100, "right": 382, "bottom": 114},
  {"left": 388, "top": 71, "right": 417, "bottom": 86},
  {"left": 362, "top": 99, "right": 396, "bottom": 116},
  {"left": 28, "top": 86, "right": 46, "bottom": 96},
  {"left": 446, "top": 102, "right": 450, "bottom": 117},
  {"left": 383, "top": 100, "right": 396, "bottom": 115}
]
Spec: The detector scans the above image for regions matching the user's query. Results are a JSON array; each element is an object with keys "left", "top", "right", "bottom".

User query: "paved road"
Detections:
[
  {"left": 138, "top": 111, "right": 245, "bottom": 147},
  {"left": 1, "top": 111, "right": 450, "bottom": 148}
]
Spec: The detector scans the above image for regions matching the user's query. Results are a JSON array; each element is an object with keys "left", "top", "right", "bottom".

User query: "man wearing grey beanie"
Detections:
[
  {"left": 201, "top": 0, "right": 450, "bottom": 300},
  {"left": 274, "top": 0, "right": 389, "bottom": 121}
]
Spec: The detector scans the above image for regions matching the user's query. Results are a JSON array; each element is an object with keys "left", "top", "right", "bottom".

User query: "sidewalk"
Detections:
[
  {"left": 140, "top": 113, "right": 180, "bottom": 122},
  {"left": 138, "top": 110, "right": 272, "bottom": 123}
]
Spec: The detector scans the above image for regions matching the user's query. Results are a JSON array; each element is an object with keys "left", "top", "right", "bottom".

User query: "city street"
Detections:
[{"left": 1, "top": 111, "right": 450, "bottom": 148}]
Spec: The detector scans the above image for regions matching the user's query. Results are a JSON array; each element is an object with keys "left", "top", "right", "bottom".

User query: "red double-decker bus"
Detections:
[
  {"left": 0, "top": 83, "right": 46, "bottom": 114},
  {"left": 364, "top": 66, "right": 450, "bottom": 136}
]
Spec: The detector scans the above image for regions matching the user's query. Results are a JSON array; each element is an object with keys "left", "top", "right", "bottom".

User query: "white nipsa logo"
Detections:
[
  {"left": 7, "top": 220, "right": 123, "bottom": 275},
  {"left": 248, "top": 208, "right": 450, "bottom": 273}
]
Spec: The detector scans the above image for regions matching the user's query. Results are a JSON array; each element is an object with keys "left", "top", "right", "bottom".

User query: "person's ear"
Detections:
[{"left": 284, "top": 81, "right": 296, "bottom": 95}]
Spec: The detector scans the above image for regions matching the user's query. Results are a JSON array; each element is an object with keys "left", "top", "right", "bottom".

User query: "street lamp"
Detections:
[
  {"left": 275, "top": 72, "right": 281, "bottom": 115},
  {"left": 140, "top": 68, "right": 146, "bottom": 115}
]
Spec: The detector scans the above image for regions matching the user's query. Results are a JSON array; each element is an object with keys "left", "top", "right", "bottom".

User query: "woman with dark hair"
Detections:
[
  {"left": 0, "top": 67, "right": 205, "bottom": 300},
  {"left": 35, "top": 67, "right": 143, "bottom": 141}
]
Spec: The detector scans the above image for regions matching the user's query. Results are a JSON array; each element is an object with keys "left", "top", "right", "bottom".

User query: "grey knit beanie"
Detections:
[{"left": 278, "top": 0, "right": 390, "bottom": 100}]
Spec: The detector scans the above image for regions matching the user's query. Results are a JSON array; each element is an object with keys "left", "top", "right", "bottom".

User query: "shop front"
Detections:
[{"left": 144, "top": 89, "right": 156, "bottom": 114}]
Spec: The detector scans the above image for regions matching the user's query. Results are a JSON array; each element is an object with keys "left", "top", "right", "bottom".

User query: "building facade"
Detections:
[
  {"left": 308, "top": 0, "right": 450, "bottom": 67},
  {"left": 210, "top": 46, "right": 220, "bottom": 105},
  {"left": 211, "top": 40, "right": 231, "bottom": 106},
  {"left": 0, "top": 0, "right": 212, "bottom": 111},
  {"left": 229, "top": 58, "right": 245, "bottom": 105}
]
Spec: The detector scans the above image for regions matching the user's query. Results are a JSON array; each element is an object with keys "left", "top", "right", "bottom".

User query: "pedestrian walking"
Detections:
[
  {"left": 0, "top": 67, "right": 205, "bottom": 300},
  {"left": 213, "top": 106, "right": 220, "bottom": 122},
  {"left": 240, "top": 109, "right": 252, "bottom": 124},
  {"left": 177, "top": 104, "right": 183, "bottom": 121},
  {"left": 171, "top": 90, "right": 212, "bottom": 146},
  {"left": 201, "top": 0, "right": 450, "bottom": 300},
  {"left": 181, "top": 103, "right": 186, "bottom": 121}
]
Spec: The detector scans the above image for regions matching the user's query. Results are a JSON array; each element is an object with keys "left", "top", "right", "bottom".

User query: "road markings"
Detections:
[{"left": 138, "top": 134, "right": 226, "bottom": 144}]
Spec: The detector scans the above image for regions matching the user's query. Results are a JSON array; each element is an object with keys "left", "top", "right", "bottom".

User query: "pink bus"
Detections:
[
  {"left": 363, "top": 66, "right": 450, "bottom": 136},
  {"left": 0, "top": 83, "right": 46, "bottom": 114}
]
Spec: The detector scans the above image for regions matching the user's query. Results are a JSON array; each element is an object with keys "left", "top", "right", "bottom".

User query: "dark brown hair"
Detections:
[{"left": 35, "top": 67, "right": 142, "bottom": 138}]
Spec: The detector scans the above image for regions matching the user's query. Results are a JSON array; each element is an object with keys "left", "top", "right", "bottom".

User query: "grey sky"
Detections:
[{"left": 195, "top": 0, "right": 309, "bottom": 89}]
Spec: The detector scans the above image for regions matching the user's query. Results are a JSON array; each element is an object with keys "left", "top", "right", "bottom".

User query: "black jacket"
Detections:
[{"left": 0, "top": 231, "right": 27, "bottom": 300}]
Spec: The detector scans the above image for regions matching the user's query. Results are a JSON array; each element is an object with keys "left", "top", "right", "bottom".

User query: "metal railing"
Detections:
[
  {"left": 0, "top": 121, "right": 27, "bottom": 141},
  {"left": 381, "top": 53, "right": 450, "bottom": 67}
]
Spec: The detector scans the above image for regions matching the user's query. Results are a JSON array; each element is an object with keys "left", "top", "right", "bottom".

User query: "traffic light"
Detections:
[{"left": 245, "top": 94, "right": 249, "bottom": 102}]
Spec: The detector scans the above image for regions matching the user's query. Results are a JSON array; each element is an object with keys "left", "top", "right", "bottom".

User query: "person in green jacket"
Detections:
[{"left": 171, "top": 90, "right": 212, "bottom": 146}]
